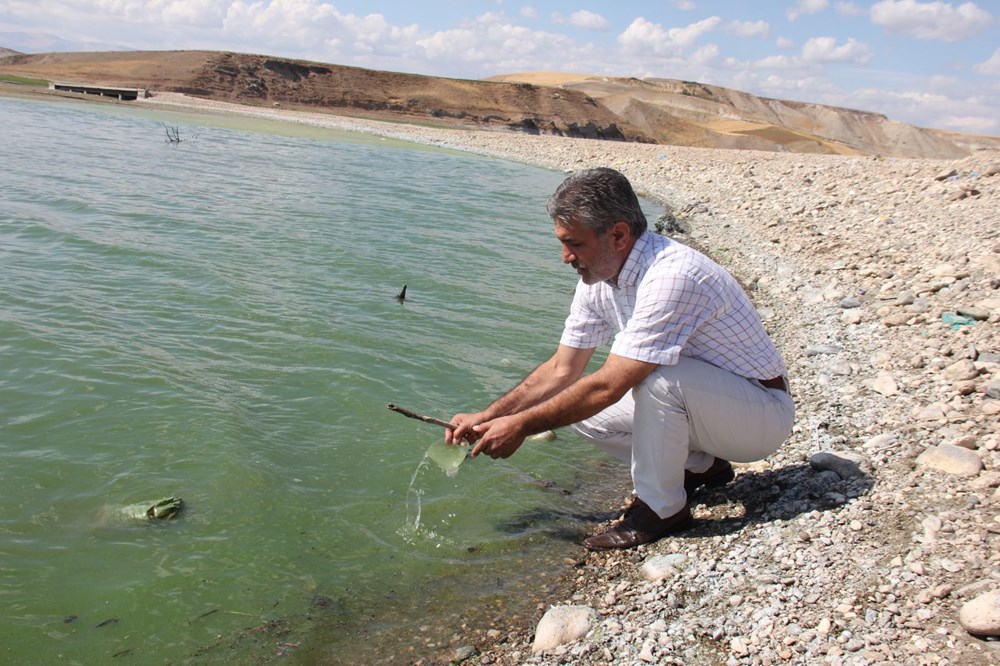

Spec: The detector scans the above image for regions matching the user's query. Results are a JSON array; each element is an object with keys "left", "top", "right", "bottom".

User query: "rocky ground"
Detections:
[{"left": 147, "top": 94, "right": 1000, "bottom": 665}]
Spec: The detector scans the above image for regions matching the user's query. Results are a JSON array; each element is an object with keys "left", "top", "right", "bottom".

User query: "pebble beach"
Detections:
[{"left": 145, "top": 93, "right": 1000, "bottom": 665}]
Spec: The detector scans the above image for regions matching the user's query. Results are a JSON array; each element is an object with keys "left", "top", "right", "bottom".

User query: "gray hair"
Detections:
[{"left": 546, "top": 167, "right": 647, "bottom": 237}]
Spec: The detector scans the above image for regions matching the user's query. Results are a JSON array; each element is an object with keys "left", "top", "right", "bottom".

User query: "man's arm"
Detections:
[
  {"left": 447, "top": 344, "right": 594, "bottom": 444},
  {"left": 469, "top": 353, "right": 659, "bottom": 458}
]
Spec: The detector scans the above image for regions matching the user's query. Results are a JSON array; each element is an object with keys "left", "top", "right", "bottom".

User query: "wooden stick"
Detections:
[{"left": 387, "top": 403, "right": 457, "bottom": 430}]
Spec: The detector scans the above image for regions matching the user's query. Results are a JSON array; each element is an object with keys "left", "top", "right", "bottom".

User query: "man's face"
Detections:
[{"left": 554, "top": 219, "right": 621, "bottom": 285}]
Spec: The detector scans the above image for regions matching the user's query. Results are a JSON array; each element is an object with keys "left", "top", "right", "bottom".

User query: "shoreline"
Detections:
[
  {"left": 142, "top": 93, "right": 1000, "bottom": 666},
  {"left": 27, "top": 90, "right": 1000, "bottom": 664}
]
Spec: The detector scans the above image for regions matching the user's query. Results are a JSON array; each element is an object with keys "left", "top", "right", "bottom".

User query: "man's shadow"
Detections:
[{"left": 494, "top": 462, "right": 875, "bottom": 543}]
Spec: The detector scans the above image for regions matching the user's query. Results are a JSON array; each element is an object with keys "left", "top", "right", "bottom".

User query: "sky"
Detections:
[{"left": 0, "top": 1, "right": 997, "bottom": 135}]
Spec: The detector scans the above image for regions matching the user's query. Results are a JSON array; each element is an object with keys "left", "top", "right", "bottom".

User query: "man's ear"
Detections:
[{"left": 610, "top": 221, "right": 631, "bottom": 250}]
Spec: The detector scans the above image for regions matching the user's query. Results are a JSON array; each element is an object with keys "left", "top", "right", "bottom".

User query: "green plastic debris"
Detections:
[
  {"left": 942, "top": 312, "right": 977, "bottom": 330},
  {"left": 426, "top": 440, "right": 469, "bottom": 477}
]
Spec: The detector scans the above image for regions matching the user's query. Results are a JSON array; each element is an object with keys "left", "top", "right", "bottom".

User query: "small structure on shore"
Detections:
[{"left": 49, "top": 82, "right": 148, "bottom": 101}]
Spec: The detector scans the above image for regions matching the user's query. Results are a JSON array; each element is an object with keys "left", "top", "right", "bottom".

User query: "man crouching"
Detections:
[{"left": 447, "top": 167, "right": 794, "bottom": 550}]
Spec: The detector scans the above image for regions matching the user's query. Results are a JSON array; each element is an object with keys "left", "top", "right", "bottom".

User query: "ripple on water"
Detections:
[{"left": 0, "top": 94, "right": 661, "bottom": 664}]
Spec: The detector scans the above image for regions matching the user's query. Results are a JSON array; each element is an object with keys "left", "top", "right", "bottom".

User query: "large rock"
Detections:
[
  {"left": 809, "top": 450, "right": 869, "bottom": 479},
  {"left": 959, "top": 591, "right": 1000, "bottom": 636},
  {"left": 915, "top": 444, "right": 983, "bottom": 477},
  {"left": 531, "top": 605, "right": 596, "bottom": 653},
  {"left": 941, "top": 359, "right": 979, "bottom": 382}
]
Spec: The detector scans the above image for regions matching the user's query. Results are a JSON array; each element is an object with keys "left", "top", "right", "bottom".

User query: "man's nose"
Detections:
[{"left": 562, "top": 246, "right": 575, "bottom": 263}]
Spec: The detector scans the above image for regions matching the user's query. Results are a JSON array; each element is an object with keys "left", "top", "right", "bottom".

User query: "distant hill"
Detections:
[
  {"left": 1, "top": 49, "right": 994, "bottom": 158},
  {"left": 0, "top": 46, "right": 21, "bottom": 57},
  {"left": 487, "top": 72, "right": 991, "bottom": 159}
]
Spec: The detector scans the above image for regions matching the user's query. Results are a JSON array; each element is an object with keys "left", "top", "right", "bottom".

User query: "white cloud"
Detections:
[
  {"left": 788, "top": 0, "right": 830, "bottom": 21},
  {"left": 672, "top": 16, "right": 722, "bottom": 46},
  {"left": 847, "top": 85, "right": 998, "bottom": 132},
  {"left": 753, "top": 54, "right": 800, "bottom": 70},
  {"left": 835, "top": 2, "right": 865, "bottom": 16},
  {"left": 938, "top": 115, "right": 997, "bottom": 132},
  {"left": 222, "top": 2, "right": 418, "bottom": 60},
  {"left": 776, "top": 36, "right": 795, "bottom": 49},
  {"left": 159, "top": 1, "right": 228, "bottom": 26},
  {"left": 5, "top": 0, "right": 230, "bottom": 29},
  {"left": 415, "top": 12, "right": 576, "bottom": 72},
  {"left": 520, "top": 6, "right": 539, "bottom": 20},
  {"left": 975, "top": 48, "right": 1000, "bottom": 75},
  {"left": 725, "top": 20, "right": 770, "bottom": 39},
  {"left": 618, "top": 16, "right": 721, "bottom": 56},
  {"left": 619, "top": 18, "right": 680, "bottom": 57},
  {"left": 801, "top": 36, "right": 872, "bottom": 64},
  {"left": 870, "top": 0, "right": 993, "bottom": 41},
  {"left": 673, "top": 1, "right": 697, "bottom": 10},
  {"left": 691, "top": 43, "right": 720, "bottom": 65},
  {"left": 552, "top": 10, "right": 609, "bottom": 31}
]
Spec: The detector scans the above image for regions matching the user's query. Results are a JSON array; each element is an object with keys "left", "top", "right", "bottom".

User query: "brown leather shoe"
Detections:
[
  {"left": 582, "top": 498, "right": 692, "bottom": 551},
  {"left": 684, "top": 457, "right": 734, "bottom": 495}
]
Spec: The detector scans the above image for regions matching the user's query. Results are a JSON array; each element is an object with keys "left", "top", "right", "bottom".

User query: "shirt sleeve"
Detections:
[
  {"left": 610, "top": 265, "right": 724, "bottom": 365},
  {"left": 559, "top": 281, "right": 612, "bottom": 350}
]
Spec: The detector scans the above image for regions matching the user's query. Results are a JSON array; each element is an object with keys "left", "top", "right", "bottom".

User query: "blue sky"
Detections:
[{"left": 1, "top": 1, "right": 997, "bottom": 135}]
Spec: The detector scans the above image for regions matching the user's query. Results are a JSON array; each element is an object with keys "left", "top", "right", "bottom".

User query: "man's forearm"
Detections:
[
  {"left": 518, "top": 354, "right": 659, "bottom": 434},
  {"left": 517, "top": 372, "right": 624, "bottom": 434},
  {"left": 484, "top": 346, "right": 593, "bottom": 419},
  {"left": 484, "top": 361, "right": 572, "bottom": 418}
]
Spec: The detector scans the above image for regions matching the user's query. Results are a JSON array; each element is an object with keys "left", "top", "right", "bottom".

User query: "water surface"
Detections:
[{"left": 0, "top": 95, "right": 654, "bottom": 664}]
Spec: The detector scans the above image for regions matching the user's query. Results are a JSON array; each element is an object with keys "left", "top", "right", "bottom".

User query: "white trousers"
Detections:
[{"left": 570, "top": 356, "right": 795, "bottom": 518}]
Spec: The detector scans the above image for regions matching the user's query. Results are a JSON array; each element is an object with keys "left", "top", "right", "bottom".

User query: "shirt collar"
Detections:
[{"left": 607, "top": 230, "right": 654, "bottom": 289}]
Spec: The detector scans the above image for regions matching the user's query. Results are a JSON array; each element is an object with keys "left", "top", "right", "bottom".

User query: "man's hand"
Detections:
[
  {"left": 445, "top": 411, "right": 486, "bottom": 445},
  {"left": 469, "top": 415, "right": 528, "bottom": 459}
]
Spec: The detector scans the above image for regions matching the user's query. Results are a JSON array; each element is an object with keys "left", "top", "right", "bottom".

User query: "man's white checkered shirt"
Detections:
[{"left": 559, "top": 231, "right": 786, "bottom": 380}]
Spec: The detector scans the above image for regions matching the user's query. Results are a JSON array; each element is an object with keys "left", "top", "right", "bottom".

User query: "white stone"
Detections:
[
  {"left": 929, "top": 263, "right": 957, "bottom": 278},
  {"left": 870, "top": 374, "right": 899, "bottom": 397},
  {"left": 842, "top": 310, "right": 863, "bottom": 324},
  {"left": 981, "top": 400, "right": 1000, "bottom": 416},
  {"left": 531, "top": 605, "right": 596, "bottom": 653},
  {"left": 913, "top": 403, "right": 947, "bottom": 422},
  {"left": 970, "top": 471, "right": 1000, "bottom": 489},
  {"left": 915, "top": 444, "right": 983, "bottom": 477},
  {"left": 942, "top": 359, "right": 979, "bottom": 382},
  {"left": 948, "top": 434, "right": 978, "bottom": 450},
  {"left": 864, "top": 433, "right": 898, "bottom": 450},
  {"left": 959, "top": 592, "right": 1000, "bottom": 637},
  {"left": 641, "top": 553, "right": 688, "bottom": 582},
  {"left": 639, "top": 639, "right": 656, "bottom": 662}
]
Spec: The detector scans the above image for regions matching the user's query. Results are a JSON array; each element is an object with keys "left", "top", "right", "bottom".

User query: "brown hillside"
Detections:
[
  {"left": 0, "top": 50, "right": 646, "bottom": 142},
  {"left": 1, "top": 49, "right": 990, "bottom": 157},
  {"left": 496, "top": 73, "right": 970, "bottom": 159}
]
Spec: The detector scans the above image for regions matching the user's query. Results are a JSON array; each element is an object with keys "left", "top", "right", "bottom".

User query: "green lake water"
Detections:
[{"left": 0, "top": 95, "right": 657, "bottom": 664}]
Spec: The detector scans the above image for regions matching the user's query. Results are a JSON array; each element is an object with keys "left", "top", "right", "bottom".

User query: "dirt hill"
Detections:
[
  {"left": 1, "top": 49, "right": 994, "bottom": 158},
  {"left": 0, "top": 50, "right": 643, "bottom": 142},
  {"left": 488, "top": 72, "right": 984, "bottom": 159}
]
